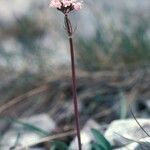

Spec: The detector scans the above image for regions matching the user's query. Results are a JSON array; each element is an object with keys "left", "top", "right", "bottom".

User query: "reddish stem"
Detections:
[{"left": 64, "top": 14, "right": 82, "bottom": 150}]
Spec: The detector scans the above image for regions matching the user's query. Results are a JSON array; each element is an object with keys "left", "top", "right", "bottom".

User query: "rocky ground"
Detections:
[
  {"left": 0, "top": 0, "right": 150, "bottom": 149},
  {"left": 0, "top": 67, "right": 149, "bottom": 149}
]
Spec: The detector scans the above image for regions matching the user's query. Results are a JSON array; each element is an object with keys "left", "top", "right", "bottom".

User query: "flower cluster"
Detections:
[{"left": 50, "top": 0, "right": 82, "bottom": 14}]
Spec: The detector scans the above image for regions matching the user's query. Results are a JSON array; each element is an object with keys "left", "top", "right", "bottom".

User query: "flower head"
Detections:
[{"left": 49, "top": 0, "right": 82, "bottom": 14}]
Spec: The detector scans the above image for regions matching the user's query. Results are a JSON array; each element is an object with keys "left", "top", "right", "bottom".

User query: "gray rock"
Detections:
[
  {"left": 1, "top": 114, "right": 55, "bottom": 150},
  {"left": 105, "top": 119, "right": 150, "bottom": 147},
  {"left": 69, "top": 119, "right": 104, "bottom": 150},
  {"left": 19, "top": 113, "right": 56, "bottom": 132},
  {"left": 115, "top": 137, "right": 150, "bottom": 150}
]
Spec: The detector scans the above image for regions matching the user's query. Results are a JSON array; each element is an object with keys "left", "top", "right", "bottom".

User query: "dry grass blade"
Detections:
[
  {"left": 0, "top": 84, "right": 49, "bottom": 114},
  {"left": 131, "top": 109, "right": 150, "bottom": 137},
  {"left": 16, "top": 130, "right": 76, "bottom": 150}
]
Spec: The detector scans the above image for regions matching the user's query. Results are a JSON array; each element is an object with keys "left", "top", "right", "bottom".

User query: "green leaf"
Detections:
[
  {"left": 91, "top": 142, "right": 106, "bottom": 150},
  {"left": 50, "top": 140, "right": 68, "bottom": 150},
  {"left": 13, "top": 132, "right": 21, "bottom": 148},
  {"left": 0, "top": 117, "right": 49, "bottom": 136},
  {"left": 91, "top": 129, "right": 112, "bottom": 150},
  {"left": 119, "top": 92, "right": 127, "bottom": 119}
]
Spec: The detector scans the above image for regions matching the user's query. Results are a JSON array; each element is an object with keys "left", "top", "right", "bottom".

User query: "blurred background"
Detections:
[{"left": 0, "top": 0, "right": 150, "bottom": 149}]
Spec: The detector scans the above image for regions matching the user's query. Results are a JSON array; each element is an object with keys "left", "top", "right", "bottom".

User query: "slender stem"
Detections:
[{"left": 64, "top": 14, "right": 82, "bottom": 150}]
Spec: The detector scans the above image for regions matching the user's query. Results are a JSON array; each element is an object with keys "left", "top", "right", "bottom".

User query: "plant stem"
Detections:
[{"left": 64, "top": 14, "right": 82, "bottom": 150}]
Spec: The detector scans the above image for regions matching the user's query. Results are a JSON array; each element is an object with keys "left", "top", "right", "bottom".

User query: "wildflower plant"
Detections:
[{"left": 49, "top": 0, "right": 82, "bottom": 149}]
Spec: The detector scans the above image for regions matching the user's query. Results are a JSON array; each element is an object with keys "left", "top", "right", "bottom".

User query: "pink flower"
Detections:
[
  {"left": 62, "top": 0, "right": 72, "bottom": 7},
  {"left": 73, "top": 2, "right": 82, "bottom": 11},
  {"left": 49, "top": 0, "right": 62, "bottom": 9},
  {"left": 49, "top": 0, "right": 82, "bottom": 13}
]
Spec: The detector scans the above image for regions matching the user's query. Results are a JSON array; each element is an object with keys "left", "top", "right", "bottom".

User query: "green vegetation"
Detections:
[{"left": 76, "top": 10, "right": 150, "bottom": 71}]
